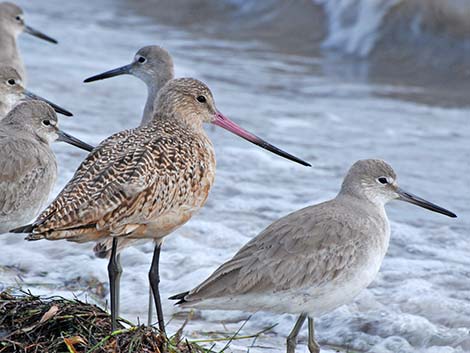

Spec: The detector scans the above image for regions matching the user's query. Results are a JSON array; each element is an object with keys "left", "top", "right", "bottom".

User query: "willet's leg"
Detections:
[
  {"left": 149, "top": 242, "right": 166, "bottom": 334},
  {"left": 147, "top": 286, "right": 154, "bottom": 326},
  {"left": 107, "top": 237, "right": 122, "bottom": 331},
  {"left": 287, "top": 313, "right": 307, "bottom": 353},
  {"left": 308, "top": 317, "right": 320, "bottom": 353}
]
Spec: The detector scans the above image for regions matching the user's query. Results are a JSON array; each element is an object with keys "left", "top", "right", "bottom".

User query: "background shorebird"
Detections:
[
  {"left": 0, "top": 100, "right": 92, "bottom": 234},
  {"left": 12, "top": 78, "right": 311, "bottom": 334},
  {"left": 84, "top": 45, "right": 174, "bottom": 126},
  {"left": 0, "top": 65, "right": 72, "bottom": 118},
  {"left": 0, "top": 2, "right": 57, "bottom": 82},
  {"left": 170, "top": 159, "right": 456, "bottom": 353}
]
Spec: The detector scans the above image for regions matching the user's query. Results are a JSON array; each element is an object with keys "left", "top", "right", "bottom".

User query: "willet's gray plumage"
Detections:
[
  {"left": 170, "top": 159, "right": 456, "bottom": 353},
  {"left": 0, "top": 65, "right": 72, "bottom": 118},
  {"left": 0, "top": 2, "right": 58, "bottom": 82},
  {"left": 12, "top": 78, "right": 311, "bottom": 334},
  {"left": 84, "top": 45, "right": 174, "bottom": 126},
  {"left": 0, "top": 101, "right": 93, "bottom": 234}
]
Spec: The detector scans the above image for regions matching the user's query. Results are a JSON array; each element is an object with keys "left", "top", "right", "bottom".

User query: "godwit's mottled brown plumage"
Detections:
[{"left": 13, "top": 77, "right": 311, "bottom": 333}]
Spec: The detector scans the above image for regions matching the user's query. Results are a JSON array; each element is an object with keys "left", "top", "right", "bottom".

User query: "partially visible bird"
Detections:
[
  {"left": 0, "top": 2, "right": 58, "bottom": 82},
  {"left": 170, "top": 159, "right": 456, "bottom": 353},
  {"left": 84, "top": 45, "right": 174, "bottom": 125},
  {"left": 12, "top": 78, "right": 311, "bottom": 335},
  {"left": 0, "top": 65, "right": 72, "bottom": 119},
  {"left": 0, "top": 100, "right": 93, "bottom": 234}
]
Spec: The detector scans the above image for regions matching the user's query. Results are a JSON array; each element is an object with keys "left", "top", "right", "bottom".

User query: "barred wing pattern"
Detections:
[{"left": 27, "top": 120, "right": 214, "bottom": 241}]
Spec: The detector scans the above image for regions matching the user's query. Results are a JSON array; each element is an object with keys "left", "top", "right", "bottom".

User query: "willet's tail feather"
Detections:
[{"left": 168, "top": 291, "right": 190, "bottom": 305}]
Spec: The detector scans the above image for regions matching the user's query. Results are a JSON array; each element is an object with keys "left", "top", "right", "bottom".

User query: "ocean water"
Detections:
[{"left": 0, "top": 0, "right": 469, "bottom": 352}]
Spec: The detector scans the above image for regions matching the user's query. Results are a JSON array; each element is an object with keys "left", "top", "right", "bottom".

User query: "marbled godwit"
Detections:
[
  {"left": 85, "top": 46, "right": 174, "bottom": 325},
  {"left": 0, "top": 65, "right": 72, "bottom": 118},
  {"left": 0, "top": 2, "right": 57, "bottom": 82},
  {"left": 170, "top": 159, "right": 456, "bottom": 353},
  {"left": 0, "top": 101, "right": 93, "bottom": 234},
  {"left": 12, "top": 78, "right": 311, "bottom": 333},
  {"left": 84, "top": 45, "right": 174, "bottom": 126}
]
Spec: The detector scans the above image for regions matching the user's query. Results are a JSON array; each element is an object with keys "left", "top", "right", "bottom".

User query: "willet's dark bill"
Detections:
[
  {"left": 0, "top": 101, "right": 92, "bottom": 234},
  {"left": 170, "top": 159, "right": 456, "bottom": 353},
  {"left": 11, "top": 78, "right": 312, "bottom": 336}
]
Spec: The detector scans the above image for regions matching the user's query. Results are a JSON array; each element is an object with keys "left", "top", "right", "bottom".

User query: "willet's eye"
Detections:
[
  {"left": 377, "top": 177, "right": 388, "bottom": 185},
  {"left": 197, "top": 95, "right": 206, "bottom": 103},
  {"left": 7, "top": 79, "right": 15, "bottom": 85},
  {"left": 137, "top": 57, "right": 146, "bottom": 64},
  {"left": 42, "top": 120, "right": 51, "bottom": 126},
  {"left": 15, "top": 16, "right": 21, "bottom": 21}
]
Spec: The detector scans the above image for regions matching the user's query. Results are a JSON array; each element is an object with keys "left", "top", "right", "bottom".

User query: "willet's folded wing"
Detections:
[
  {"left": 184, "top": 202, "right": 367, "bottom": 302},
  {"left": 0, "top": 137, "right": 54, "bottom": 216}
]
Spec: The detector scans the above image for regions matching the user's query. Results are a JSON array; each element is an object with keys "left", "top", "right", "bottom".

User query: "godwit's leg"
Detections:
[
  {"left": 147, "top": 286, "right": 154, "bottom": 326},
  {"left": 287, "top": 313, "right": 307, "bottom": 353},
  {"left": 149, "top": 242, "right": 166, "bottom": 334},
  {"left": 108, "top": 237, "right": 122, "bottom": 331},
  {"left": 307, "top": 317, "right": 320, "bottom": 353}
]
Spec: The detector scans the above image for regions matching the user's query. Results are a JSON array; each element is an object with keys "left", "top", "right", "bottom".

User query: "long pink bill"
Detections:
[{"left": 213, "top": 111, "right": 311, "bottom": 167}]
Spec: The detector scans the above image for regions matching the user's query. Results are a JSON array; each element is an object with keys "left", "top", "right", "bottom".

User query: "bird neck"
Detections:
[
  {"left": 337, "top": 188, "right": 387, "bottom": 215},
  {"left": 0, "top": 101, "right": 9, "bottom": 119},
  {"left": 0, "top": 26, "right": 18, "bottom": 55},
  {"left": 141, "top": 84, "right": 160, "bottom": 126},
  {"left": 140, "top": 72, "right": 174, "bottom": 126}
]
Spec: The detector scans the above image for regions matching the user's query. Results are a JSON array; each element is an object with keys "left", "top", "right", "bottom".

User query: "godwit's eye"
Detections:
[
  {"left": 7, "top": 79, "right": 15, "bottom": 85},
  {"left": 377, "top": 177, "right": 388, "bottom": 185},
  {"left": 42, "top": 119, "right": 51, "bottom": 126},
  {"left": 197, "top": 95, "right": 206, "bottom": 103},
  {"left": 137, "top": 56, "right": 146, "bottom": 64},
  {"left": 15, "top": 16, "right": 21, "bottom": 21}
]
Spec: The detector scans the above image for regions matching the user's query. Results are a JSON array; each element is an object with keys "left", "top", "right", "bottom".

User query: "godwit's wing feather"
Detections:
[
  {"left": 33, "top": 129, "right": 136, "bottom": 228},
  {"left": 184, "top": 201, "right": 377, "bottom": 302},
  {"left": 28, "top": 123, "right": 211, "bottom": 241}
]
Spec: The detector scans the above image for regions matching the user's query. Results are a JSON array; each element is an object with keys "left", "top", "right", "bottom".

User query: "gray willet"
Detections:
[
  {"left": 0, "top": 2, "right": 58, "bottom": 82},
  {"left": 170, "top": 159, "right": 456, "bottom": 353},
  {"left": 0, "top": 65, "right": 72, "bottom": 118},
  {"left": 12, "top": 78, "right": 311, "bottom": 334},
  {"left": 0, "top": 101, "right": 93, "bottom": 234},
  {"left": 84, "top": 45, "right": 174, "bottom": 126}
]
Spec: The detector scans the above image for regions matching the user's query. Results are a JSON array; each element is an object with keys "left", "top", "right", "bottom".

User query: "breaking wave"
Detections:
[{"left": 125, "top": 0, "right": 470, "bottom": 71}]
